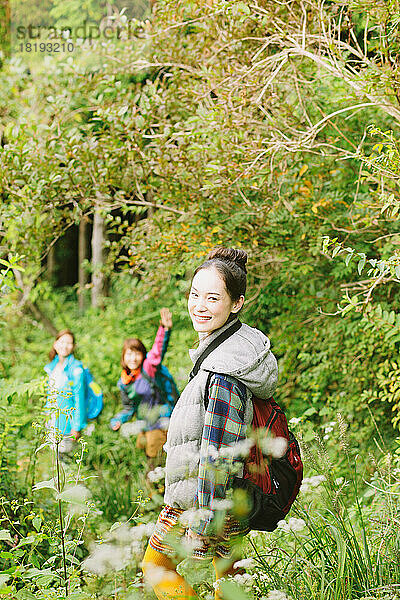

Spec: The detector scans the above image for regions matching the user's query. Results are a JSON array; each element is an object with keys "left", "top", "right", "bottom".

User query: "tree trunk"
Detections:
[
  {"left": 26, "top": 299, "right": 58, "bottom": 336},
  {"left": 78, "top": 216, "right": 88, "bottom": 312},
  {"left": 13, "top": 269, "right": 58, "bottom": 336},
  {"left": 146, "top": 189, "right": 155, "bottom": 218},
  {"left": 0, "top": 0, "right": 10, "bottom": 61},
  {"left": 91, "top": 208, "right": 104, "bottom": 308}
]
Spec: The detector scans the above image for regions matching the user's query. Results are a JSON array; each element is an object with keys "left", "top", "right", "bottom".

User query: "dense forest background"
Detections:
[{"left": 0, "top": 1, "right": 400, "bottom": 599}]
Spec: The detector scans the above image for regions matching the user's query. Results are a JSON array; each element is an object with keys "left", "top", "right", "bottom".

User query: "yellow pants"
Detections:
[
  {"left": 136, "top": 429, "right": 167, "bottom": 458},
  {"left": 142, "top": 545, "right": 238, "bottom": 600}
]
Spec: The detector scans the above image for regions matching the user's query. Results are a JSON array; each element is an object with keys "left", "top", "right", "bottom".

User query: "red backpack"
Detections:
[
  {"left": 190, "top": 319, "right": 303, "bottom": 532},
  {"left": 232, "top": 395, "right": 303, "bottom": 531}
]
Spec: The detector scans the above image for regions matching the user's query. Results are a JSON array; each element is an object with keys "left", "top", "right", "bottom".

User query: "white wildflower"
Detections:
[
  {"left": 261, "top": 436, "right": 288, "bottom": 458},
  {"left": 308, "top": 475, "right": 326, "bottom": 486},
  {"left": 145, "top": 522, "right": 156, "bottom": 536},
  {"left": 213, "top": 577, "right": 225, "bottom": 590},
  {"left": 179, "top": 508, "right": 213, "bottom": 528},
  {"left": 181, "top": 535, "right": 204, "bottom": 552},
  {"left": 335, "top": 477, "right": 344, "bottom": 485},
  {"left": 233, "top": 572, "right": 254, "bottom": 587},
  {"left": 264, "top": 591, "right": 290, "bottom": 600},
  {"left": 206, "top": 445, "right": 219, "bottom": 459},
  {"left": 212, "top": 499, "right": 233, "bottom": 511},
  {"left": 179, "top": 508, "right": 196, "bottom": 526},
  {"left": 233, "top": 558, "right": 255, "bottom": 569},
  {"left": 143, "top": 565, "right": 177, "bottom": 587},
  {"left": 147, "top": 466, "right": 165, "bottom": 482},
  {"left": 277, "top": 517, "right": 306, "bottom": 533},
  {"left": 324, "top": 426, "right": 333, "bottom": 434},
  {"left": 82, "top": 543, "right": 131, "bottom": 575},
  {"left": 220, "top": 438, "right": 254, "bottom": 459},
  {"left": 300, "top": 475, "right": 326, "bottom": 493},
  {"left": 109, "top": 521, "right": 155, "bottom": 543},
  {"left": 110, "top": 523, "right": 134, "bottom": 543},
  {"left": 120, "top": 420, "right": 146, "bottom": 437},
  {"left": 323, "top": 434, "right": 330, "bottom": 441},
  {"left": 130, "top": 541, "right": 143, "bottom": 556},
  {"left": 130, "top": 522, "right": 155, "bottom": 540},
  {"left": 289, "top": 417, "right": 301, "bottom": 426}
]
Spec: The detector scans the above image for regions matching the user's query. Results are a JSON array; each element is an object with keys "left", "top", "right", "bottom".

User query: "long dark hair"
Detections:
[
  {"left": 121, "top": 338, "right": 147, "bottom": 371},
  {"left": 193, "top": 247, "right": 248, "bottom": 302},
  {"left": 48, "top": 329, "right": 75, "bottom": 361}
]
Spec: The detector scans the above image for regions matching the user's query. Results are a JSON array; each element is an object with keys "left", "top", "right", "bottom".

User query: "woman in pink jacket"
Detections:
[{"left": 110, "top": 308, "right": 173, "bottom": 459}]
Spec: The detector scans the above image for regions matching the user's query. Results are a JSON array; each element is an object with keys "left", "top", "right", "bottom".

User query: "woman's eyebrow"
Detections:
[{"left": 191, "top": 287, "right": 221, "bottom": 296}]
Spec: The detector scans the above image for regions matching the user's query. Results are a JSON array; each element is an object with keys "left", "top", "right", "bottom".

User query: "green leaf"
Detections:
[
  {"left": 0, "top": 586, "right": 12, "bottom": 595},
  {"left": 321, "top": 235, "right": 330, "bottom": 253},
  {"left": 16, "top": 590, "right": 37, "bottom": 600},
  {"left": 384, "top": 328, "right": 399, "bottom": 341},
  {"left": 32, "top": 517, "right": 42, "bottom": 533},
  {"left": 0, "top": 531, "right": 12, "bottom": 543},
  {"left": 32, "top": 479, "right": 57, "bottom": 492},
  {"left": 56, "top": 485, "right": 90, "bottom": 505},
  {"left": 344, "top": 250, "right": 354, "bottom": 266},
  {"left": 16, "top": 536, "right": 37, "bottom": 547},
  {"left": 357, "top": 254, "right": 366, "bottom": 274},
  {"left": 36, "top": 574, "right": 56, "bottom": 587},
  {"left": 0, "top": 575, "right": 11, "bottom": 589}
]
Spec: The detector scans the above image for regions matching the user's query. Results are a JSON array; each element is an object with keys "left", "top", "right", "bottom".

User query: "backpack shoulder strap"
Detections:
[
  {"left": 189, "top": 319, "right": 242, "bottom": 381},
  {"left": 203, "top": 371, "right": 214, "bottom": 411}
]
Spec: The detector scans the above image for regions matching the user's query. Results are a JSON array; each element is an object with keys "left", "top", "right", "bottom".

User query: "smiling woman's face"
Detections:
[
  {"left": 53, "top": 333, "right": 74, "bottom": 358},
  {"left": 188, "top": 266, "right": 244, "bottom": 335}
]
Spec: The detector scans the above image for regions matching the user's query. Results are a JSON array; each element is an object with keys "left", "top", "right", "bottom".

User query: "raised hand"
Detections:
[{"left": 160, "top": 307, "right": 172, "bottom": 330}]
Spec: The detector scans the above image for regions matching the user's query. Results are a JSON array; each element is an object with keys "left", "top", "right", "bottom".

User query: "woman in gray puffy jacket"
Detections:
[{"left": 142, "top": 247, "right": 278, "bottom": 600}]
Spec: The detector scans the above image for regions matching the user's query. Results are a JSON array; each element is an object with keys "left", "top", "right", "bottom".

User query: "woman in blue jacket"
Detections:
[{"left": 44, "top": 329, "right": 87, "bottom": 449}]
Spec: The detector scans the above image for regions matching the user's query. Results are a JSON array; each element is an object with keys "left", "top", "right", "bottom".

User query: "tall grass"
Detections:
[{"left": 240, "top": 435, "right": 400, "bottom": 600}]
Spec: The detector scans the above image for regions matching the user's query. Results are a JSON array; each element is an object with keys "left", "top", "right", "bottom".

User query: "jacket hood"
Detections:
[{"left": 189, "top": 318, "right": 278, "bottom": 399}]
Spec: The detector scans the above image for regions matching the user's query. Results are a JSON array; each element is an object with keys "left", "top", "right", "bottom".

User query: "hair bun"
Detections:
[{"left": 207, "top": 247, "right": 248, "bottom": 274}]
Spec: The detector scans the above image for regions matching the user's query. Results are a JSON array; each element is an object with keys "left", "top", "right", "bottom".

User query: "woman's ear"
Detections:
[{"left": 231, "top": 295, "right": 245, "bottom": 314}]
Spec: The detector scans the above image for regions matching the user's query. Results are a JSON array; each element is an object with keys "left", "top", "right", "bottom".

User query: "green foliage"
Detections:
[
  {"left": 1, "top": 0, "right": 400, "bottom": 597},
  {"left": 237, "top": 435, "right": 400, "bottom": 600}
]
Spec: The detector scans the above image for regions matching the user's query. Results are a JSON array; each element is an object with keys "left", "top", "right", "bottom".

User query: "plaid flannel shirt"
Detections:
[{"left": 193, "top": 373, "right": 247, "bottom": 535}]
